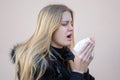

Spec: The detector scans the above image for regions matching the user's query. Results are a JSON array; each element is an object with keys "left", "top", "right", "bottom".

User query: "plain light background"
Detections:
[{"left": 0, "top": 0, "right": 120, "bottom": 80}]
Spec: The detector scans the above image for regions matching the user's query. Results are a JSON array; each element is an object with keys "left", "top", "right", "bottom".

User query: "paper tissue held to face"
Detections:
[{"left": 73, "top": 37, "right": 94, "bottom": 56}]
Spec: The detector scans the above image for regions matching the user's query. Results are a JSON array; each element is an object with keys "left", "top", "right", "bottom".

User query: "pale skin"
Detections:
[
  {"left": 51, "top": 11, "right": 95, "bottom": 74},
  {"left": 73, "top": 37, "right": 95, "bottom": 73}
]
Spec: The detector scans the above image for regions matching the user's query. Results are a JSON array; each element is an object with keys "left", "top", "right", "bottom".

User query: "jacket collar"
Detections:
[{"left": 50, "top": 46, "right": 74, "bottom": 61}]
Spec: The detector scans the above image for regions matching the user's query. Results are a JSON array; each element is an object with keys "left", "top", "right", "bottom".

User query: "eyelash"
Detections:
[{"left": 61, "top": 21, "right": 73, "bottom": 26}]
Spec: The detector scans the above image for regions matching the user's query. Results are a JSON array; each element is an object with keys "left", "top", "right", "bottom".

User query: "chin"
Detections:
[
  {"left": 62, "top": 41, "right": 71, "bottom": 47},
  {"left": 65, "top": 43, "right": 71, "bottom": 46}
]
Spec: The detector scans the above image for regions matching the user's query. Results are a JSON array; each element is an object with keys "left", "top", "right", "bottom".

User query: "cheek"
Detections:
[
  {"left": 53, "top": 31, "right": 65, "bottom": 41},
  {"left": 52, "top": 29, "right": 66, "bottom": 43},
  {"left": 54, "top": 27, "right": 66, "bottom": 38}
]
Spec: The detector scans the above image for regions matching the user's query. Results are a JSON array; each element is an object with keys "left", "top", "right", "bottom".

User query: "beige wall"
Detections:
[{"left": 0, "top": 0, "right": 120, "bottom": 80}]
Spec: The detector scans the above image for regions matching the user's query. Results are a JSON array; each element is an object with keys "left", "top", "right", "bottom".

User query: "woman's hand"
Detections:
[{"left": 72, "top": 37, "right": 95, "bottom": 74}]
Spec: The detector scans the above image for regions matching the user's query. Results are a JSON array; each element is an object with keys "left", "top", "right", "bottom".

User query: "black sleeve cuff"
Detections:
[
  {"left": 70, "top": 72, "right": 84, "bottom": 80},
  {"left": 84, "top": 69, "right": 89, "bottom": 78},
  {"left": 83, "top": 69, "right": 95, "bottom": 80}
]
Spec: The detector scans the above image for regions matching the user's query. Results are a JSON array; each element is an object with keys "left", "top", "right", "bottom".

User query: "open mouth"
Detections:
[{"left": 67, "top": 34, "right": 72, "bottom": 39}]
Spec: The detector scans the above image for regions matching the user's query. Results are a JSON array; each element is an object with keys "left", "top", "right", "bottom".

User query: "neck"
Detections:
[{"left": 50, "top": 43, "right": 64, "bottom": 48}]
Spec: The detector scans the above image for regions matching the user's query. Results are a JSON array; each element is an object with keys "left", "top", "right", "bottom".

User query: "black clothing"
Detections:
[{"left": 10, "top": 46, "right": 95, "bottom": 80}]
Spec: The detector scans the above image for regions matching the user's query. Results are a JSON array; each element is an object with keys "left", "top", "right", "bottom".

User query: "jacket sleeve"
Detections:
[
  {"left": 10, "top": 45, "right": 17, "bottom": 63},
  {"left": 37, "top": 60, "right": 84, "bottom": 80},
  {"left": 39, "top": 68, "right": 84, "bottom": 80},
  {"left": 38, "top": 64, "right": 60, "bottom": 80},
  {"left": 69, "top": 72, "right": 84, "bottom": 80},
  {"left": 70, "top": 70, "right": 95, "bottom": 80},
  {"left": 39, "top": 70, "right": 94, "bottom": 80},
  {"left": 38, "top": 63, "right": 95, "bottom": 80},
  {"left": 83, "top": 69, "right": 95, "bottom": 80}
]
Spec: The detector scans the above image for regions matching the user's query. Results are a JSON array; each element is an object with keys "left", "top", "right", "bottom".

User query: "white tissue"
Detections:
[{"left": 73, "top": 37, "right": 94, "bottom": 57}]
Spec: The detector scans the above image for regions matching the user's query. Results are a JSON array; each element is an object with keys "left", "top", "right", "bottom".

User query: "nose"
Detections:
[{"left": 68, "top": 23, "right": 73, "bottom": 31}]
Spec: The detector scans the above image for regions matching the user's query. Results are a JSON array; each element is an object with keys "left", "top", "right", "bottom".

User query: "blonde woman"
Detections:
[{"left": 11, "top": 4, "right": 95, "bottom": 80}]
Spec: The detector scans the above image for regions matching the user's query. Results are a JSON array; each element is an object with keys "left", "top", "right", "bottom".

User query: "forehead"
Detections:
[{"left": 62, "top": 11, "right": 72, "bottom": 21}]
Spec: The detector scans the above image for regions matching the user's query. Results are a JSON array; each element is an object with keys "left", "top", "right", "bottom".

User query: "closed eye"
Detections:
[
  {"left": 61, "top": 21, "right": 73, "bottom": 26},
  {"left": 61, "top": 21, "right": 69, "bottom": 26}
]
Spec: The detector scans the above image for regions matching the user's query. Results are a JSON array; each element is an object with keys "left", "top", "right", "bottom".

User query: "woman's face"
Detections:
[{"left": 51, "top": 11, "right": 73, "bottom": 48}]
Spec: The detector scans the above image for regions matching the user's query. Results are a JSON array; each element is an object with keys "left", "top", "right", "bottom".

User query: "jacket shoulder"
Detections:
[{"left": 10, "top": 44, "right": 21, "bottom": 63}]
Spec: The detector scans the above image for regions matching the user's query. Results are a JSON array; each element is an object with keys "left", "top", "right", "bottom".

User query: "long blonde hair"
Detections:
[{"left": 14, "top": 4, "right": 74, "bottom": 80}]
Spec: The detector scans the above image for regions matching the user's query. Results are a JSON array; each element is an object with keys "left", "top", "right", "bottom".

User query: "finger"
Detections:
[
  {"left": 78, "top": 42, "right": 92, "bottom": 60},
  {"left": 82, "top": 41, "right": 94, "bottom": 58},
  {"left": 87, "top": 54, "right": 94, "bottom": 64},
  {"left": 83, "top": 43, "right": 94, "bottom": 61},
  {"left": 90, "top": 37, "right": 95, "bottom": 43},
  {"left": 87, "top": 43, "right": 95, "bottom": 57},
  {"left": 91, "top": 51, "right": 95, "bottom": 57},
  {"left": 78, "top": 39, "right": 95, "bottom": 59},
  {"left": 79, "top": 42, "right": 90, "bottom": 56},
  {"left": 87, "top": 51, "right": 94, "bottom": 62}
]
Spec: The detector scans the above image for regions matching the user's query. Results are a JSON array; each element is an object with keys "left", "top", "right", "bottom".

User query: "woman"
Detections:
[{"left": 11, "top": 4, "right": 95, "bottom": 80}]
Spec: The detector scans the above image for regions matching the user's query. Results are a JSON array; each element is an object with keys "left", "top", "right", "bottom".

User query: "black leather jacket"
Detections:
[{"left": 10, "top": 46, "right": 95, "bottom": 80}]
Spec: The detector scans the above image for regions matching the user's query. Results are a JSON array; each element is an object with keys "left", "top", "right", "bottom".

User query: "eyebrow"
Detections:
[{"left": 61, "top": 18, "right": 72, "bottom": 22}]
